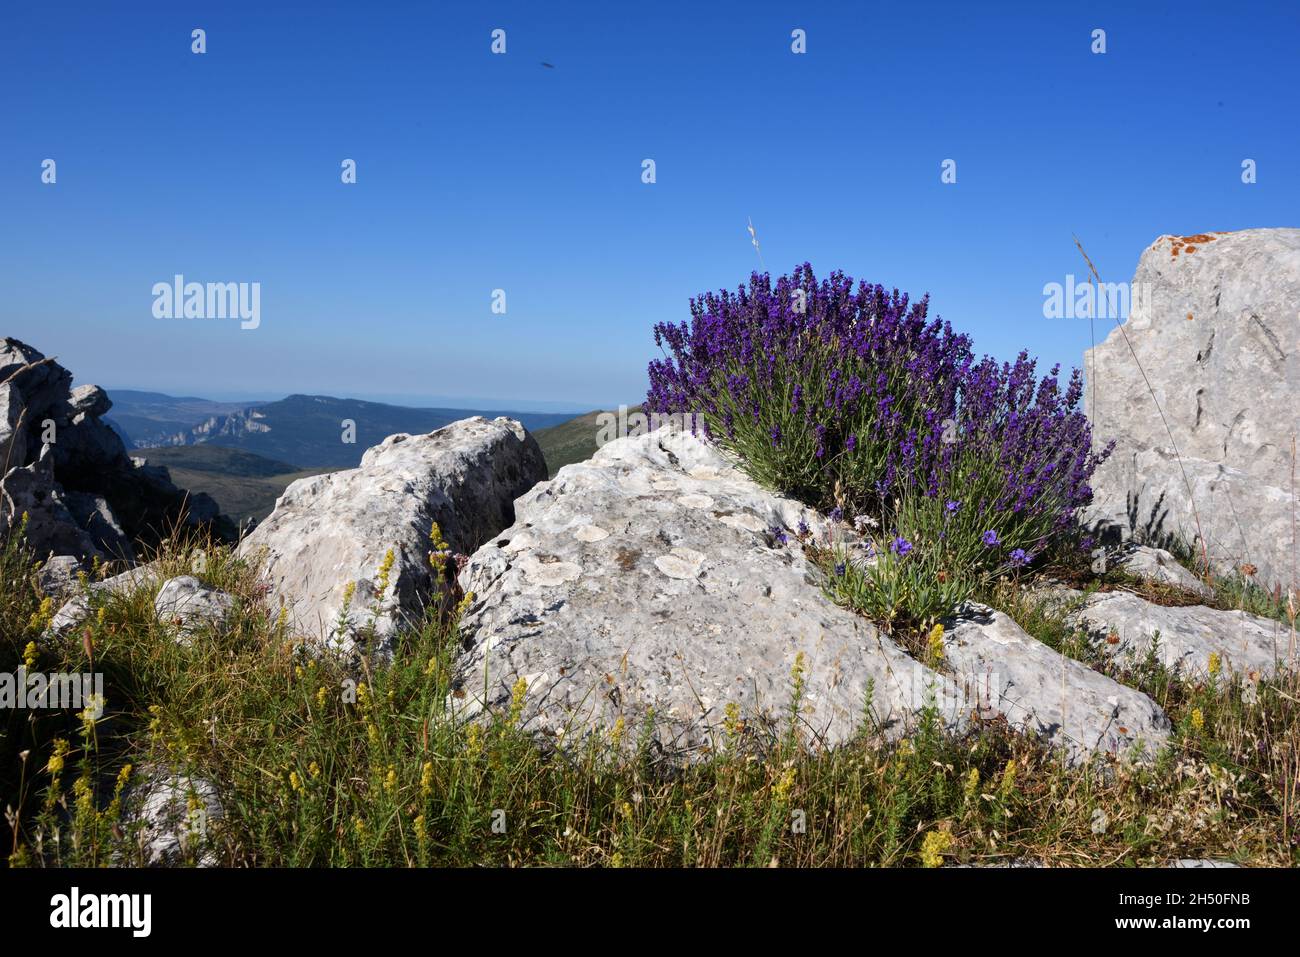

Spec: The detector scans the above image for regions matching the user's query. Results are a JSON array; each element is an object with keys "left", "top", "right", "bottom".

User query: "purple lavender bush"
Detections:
[{"left": 646, "top": 264, "right": 1110, "bottom": 580}]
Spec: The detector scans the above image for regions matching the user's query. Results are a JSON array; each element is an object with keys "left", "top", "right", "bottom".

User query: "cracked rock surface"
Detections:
[{"left": 1083, "top": 228, "right": 1300, "bottom": 594}]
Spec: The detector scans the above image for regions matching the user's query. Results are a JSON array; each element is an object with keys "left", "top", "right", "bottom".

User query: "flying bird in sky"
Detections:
[{"left": 541, "top": 62, "right": 555, "bottom": 69}]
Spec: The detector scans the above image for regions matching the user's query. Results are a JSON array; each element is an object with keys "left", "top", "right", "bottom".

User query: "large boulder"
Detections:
[
  {"left": 940, "top": 604, "right": 1171, "bottom": 763},
  {"left": 238, "top": 416, "right": 546, "bottom": 651},
  {"left": 1066, "top": 590, "right": 1295, "bottom": 682},
  {"left": 452, "top": 427, "right": 1171, "bottom": 765},
  {"left": 1083, "top": 229, "right": 1300, "bottom": 594}
]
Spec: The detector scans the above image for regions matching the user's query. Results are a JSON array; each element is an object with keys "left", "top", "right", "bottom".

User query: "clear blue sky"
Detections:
[{"left": 3, "top": 0, "right": 1296, "bottom": 410}]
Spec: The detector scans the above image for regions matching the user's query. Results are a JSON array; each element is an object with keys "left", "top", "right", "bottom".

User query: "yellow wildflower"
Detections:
[
  {"left": 413, "top": 814, "right": 427, "bottom": 844},
  {"left": 454, "top": 590, "right": 475, "bottom": 619},
  {"left": 384, "top": 765, "right": 398, "bottom": 793},
  {"left": 353, "top": 817, "right": 367, "bottom": 837},
  {"left": 723, "top": 702, "right": 742, "bottom": 740},
  {"left": 998, "top": 759, "right": 1017, "bottom": 800},
  {"left": 773, "top": 766, "right": 796, "bottom": 802},
  {"left": 507, "top": 675, "right": 528, "bottom": 727},
  {"left": 1190, "top": 708, "right": 1205, "bottom": 733},
  {"left": 1207, "top": 653, "right": 1221, "bottom": 678},
  {"left": 27, "top": 597, "right": 53, "bottom": 633},
  {"left": 308, "top": 761, "right": 321, "bottom": 779},
  {"left": 375, "top": 548, "right": 396, "bottom": 599},
  {"left": 46, "top": 739, "right": 70, "bottom": 777},
  {"left": 465, "top": 723, "right": 483, "bottom": 759},
  {"left": 22, "top": 641, "right": 38, "bottom": 669},
  {"left": 114, "top": 763, "right": 133, "bottom": 797},
  {"left": 289, "top": 771, "right": 302, "bottom": 792},
  {"left": 610, "top": 716, "right": 626, "bottom": 749},
  {"left": 925, "top": 623, "right": 945, "bottom": 667},
  {"left": 315, "top": 685, "right": 328, "bottom": 708},
  {"left": 420, "top": 761, "right": 434, "bottom": 797},
  {"left": 963, "top": 767, "right": 980, "bottom": 802},
  {"left": 920, "top": 828, "right": 953, "bottom": 868},
  {"left": 429, "top": 522, "right": 449, "bottom": 554}
]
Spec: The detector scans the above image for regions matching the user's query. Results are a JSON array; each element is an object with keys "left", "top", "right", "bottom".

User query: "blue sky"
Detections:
[{"left": 3, "top": 0, "right": 1296, "bottom": 411}]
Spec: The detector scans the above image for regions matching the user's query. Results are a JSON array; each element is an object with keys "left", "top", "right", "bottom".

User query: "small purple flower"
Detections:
[
  {"left": 769, "top": 424, "right": 782, "bottom": 447},
  {"left": 797, "top": 518, "right": 810, "bottom": 538},
  {"left": 845, "top": 434, "right": 857, "bottom": 451},
  {"left": 834, "top": 561, "right": 846, "bottom": 577},
  {"left": 829, "top": 506, "right": 844, "bottom": 523},
  {"left": 981, "top": 530, "right": 1000, "bottom": 547},
  {"left": 1009, "top": 548, "right": 1028, "bottom": 566},
  {"left": 890, "top": 536, "right": 913, "bottom": 557},
  {"left": 945, "top": 500, "right": 961, "bottom": 514},
  {"left": 769, "top": 526, "right": 788, "bottom": 546}
]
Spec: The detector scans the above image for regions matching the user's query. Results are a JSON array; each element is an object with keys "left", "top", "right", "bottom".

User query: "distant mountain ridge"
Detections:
[{"left": 105, "top": 392, "right": 578, "bottom": 469}]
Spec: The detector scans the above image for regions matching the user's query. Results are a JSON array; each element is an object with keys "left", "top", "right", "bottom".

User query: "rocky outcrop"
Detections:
[
  {"left": 43, "top": 564, "right": 162, "bottom": 640},
  {"left": 154, "top": 576, "right": 236, "bottom": 640},
  {"left": 1119, "top": 545, "right": 1214, "bottom": 600},
  {"left": 0, "top": 338, "right": 234, "bottom": 565},
  {"left": 1083, "top": 229, "right": 1300, "bottom": 594},
  {"left": 122, "top": 766, "right": 224, "bottom": 867},
  {"left": 941, "top": 604, "right": 1171, "bottom": 763},
  {"left": 238, "top": 416, "right": 546, "bottom": 651},
  {"left": 453, "top": 427, "right": 1170, "bottom": 765},
  {"left": 1066, "top": 589, "right": 1295, "bottom": 681}
]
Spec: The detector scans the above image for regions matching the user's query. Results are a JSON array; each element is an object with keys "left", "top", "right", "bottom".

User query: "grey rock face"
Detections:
[
  {"left": 239, "top": 416, "right": 546, "bottom": 650},
  {"left": 1120, "top": 545, "right": 1213, "bottom": 599},
  {"left": 454, "top": 427, "right": 933, "bottom": 760},
  {"left": 1, "top": 451, "right": 104, "bottom": 563},
  {"left": 0, "top": 337, "right": 72, "bottom": 425},
  {"left": 1, "top": 381, "right": 27, "bottom": 472},
  {"left": 154, "top": 576, "right": 235, "bottom": 639},
  {"left": 64, "top": 491, "right": 135, "bottom": 562},
  {"left": 941, "top": 604, "right": 1171, "bottom": 764},
  {"left": 1083, "top": 229, "right": 1300, "bottom": 594},
  {"left": 36, "top": 554, "right": 86, "bottom": 599},
  {"left": 68, "top": 383, "right": 112, "bottom": 417},
  {"left": 0, "top": 337, "right": 232, "bottom": 563},
  {"left": 1168, "top": 859, "right": 1240, "bottom": 868},
  {"left": 121, "top": 766, "right": 223, "bottom": 867},
  {"left": 43, "top": 564, "right": 162, "bottom": 640},
  {"left": 453, "top": 428, "right": 1170, "bottom": 765},
  {"left": 1067, "top": 590, "right": 1296, "bottom": 681}
]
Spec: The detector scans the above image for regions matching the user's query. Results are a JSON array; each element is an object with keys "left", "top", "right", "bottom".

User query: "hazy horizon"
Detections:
[{"left": 98, "top": 383, "right": 599, "bottom": 415}]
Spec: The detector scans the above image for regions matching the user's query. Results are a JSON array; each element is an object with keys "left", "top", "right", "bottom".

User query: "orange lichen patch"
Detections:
[
  {"left": 1186, "top": 312, "right": 1194, "bottom": 321},
  {"left": 1166, "top": 232, "right": 1222, "bottom": 260}
]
